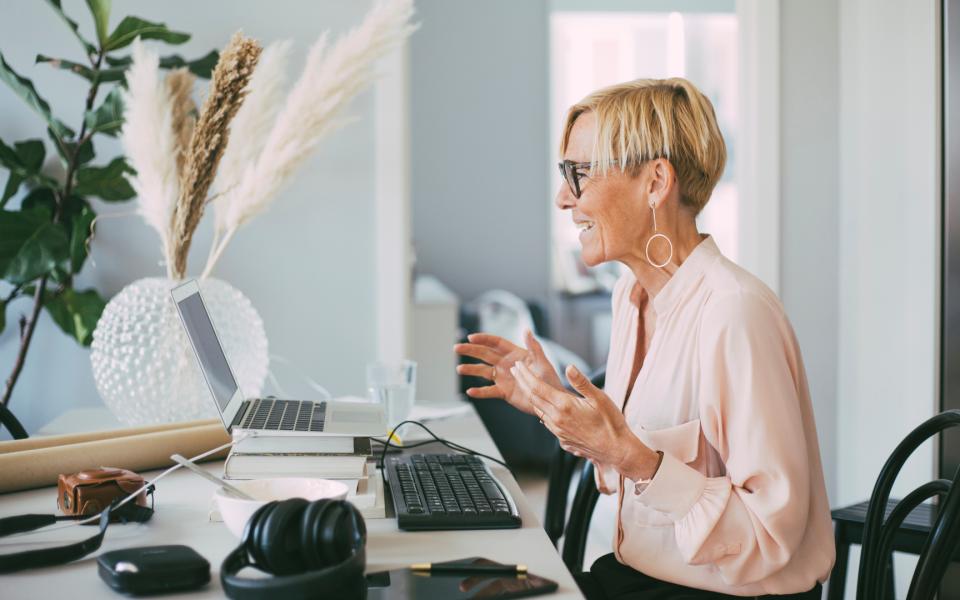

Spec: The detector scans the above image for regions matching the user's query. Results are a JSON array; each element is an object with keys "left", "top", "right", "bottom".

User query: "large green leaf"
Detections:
[
  {"left": 74, "top": 157, "right": 135, "bottom": 201},
  {"left": 35, "top": 55, "right": 97, "bottom": 82},
  {"left": 20, "top": 187, "right": 58, "bottom": 219},
  {"left": 0, "top": 210, "right": 70, "bottom": 284},
  {"left": 14, "top": 140, "right": 45, "bottom": 172},
  {"left": 84, "top": 87, "right": 123, "bottom": 136},
  {"left": 1, "top": 173, "right": 23, "bottom": 207},
  {"left": 0, "top": 138, "right": 56, "bottom": 204},
  {"left": 104, "top": 16, "right": 190, "bottom": 51},
  {"left": 0, "top": 53, "right": 75, "bottom": 140},
  {"left": 69, "top": 205, "right": 96, "bottom": 272},
  {"left": 43, "top": 0, "right": 97, "bottom": 56},
  {"left": 43, "top": 287, "right": 105, "bottom": 346},
  {"left": 105, "top": 50, "right": 219, "bottom": 79},
  {"left": 84, "top": 0, "right": 112, "bottom": 47}
]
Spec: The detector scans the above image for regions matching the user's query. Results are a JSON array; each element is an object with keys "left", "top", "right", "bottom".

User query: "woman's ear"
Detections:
[{"left": 646, "top": 158, "right": 677, "bottom": 209}]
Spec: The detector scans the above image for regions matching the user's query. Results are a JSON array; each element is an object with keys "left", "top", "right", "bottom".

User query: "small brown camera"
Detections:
[{"left": 57, "top": 467, "right": 149, "bottom": 521}]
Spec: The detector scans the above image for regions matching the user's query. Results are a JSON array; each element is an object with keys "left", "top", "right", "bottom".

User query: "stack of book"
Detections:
[{"left": 222, "top": 434, "right": 385, "bottom": 519}]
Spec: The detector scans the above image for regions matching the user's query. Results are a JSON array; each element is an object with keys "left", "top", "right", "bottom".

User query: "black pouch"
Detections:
[{"left": 97, "top": 545, "right": 210, "bottom": 596}]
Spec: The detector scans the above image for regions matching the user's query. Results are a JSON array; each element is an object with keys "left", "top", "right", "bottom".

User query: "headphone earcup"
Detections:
[
  {"left": 242, "top": 501, "right": 278, "bottom": 569},
  {"left": 299, "top": 499, "right": 366, "bottom": 569},
  {"left": 254, "top": 498, "right": 309, "bottom": 575},
  {"left": 298, "top": 499, "right": 333, "bottom": 570},
  {"left": 321, "top": 500, "right": 366, "bottom": 565}
]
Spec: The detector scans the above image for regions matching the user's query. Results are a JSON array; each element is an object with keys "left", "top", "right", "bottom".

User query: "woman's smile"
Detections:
[{"left": 575, "top": 219, "right": 597, "bottom": 239}]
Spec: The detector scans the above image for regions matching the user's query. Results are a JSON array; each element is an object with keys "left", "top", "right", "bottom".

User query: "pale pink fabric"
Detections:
[{"left": 595, "top": 234, "right": 835, "bottom": 596}]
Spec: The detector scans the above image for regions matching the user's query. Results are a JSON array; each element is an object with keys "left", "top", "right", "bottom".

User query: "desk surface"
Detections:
[{"left": 1, "top": 404, "right": 584, "bottom": 599}]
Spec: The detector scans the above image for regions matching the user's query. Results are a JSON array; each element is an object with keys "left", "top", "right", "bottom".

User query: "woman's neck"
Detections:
[{"left": 622, "top": 218, "right": 704, "bottom": 305}]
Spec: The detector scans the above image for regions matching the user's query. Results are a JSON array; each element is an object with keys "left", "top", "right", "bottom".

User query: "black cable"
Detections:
[{"left": 373, "top": 420, "right": 512, "bottom": 477}]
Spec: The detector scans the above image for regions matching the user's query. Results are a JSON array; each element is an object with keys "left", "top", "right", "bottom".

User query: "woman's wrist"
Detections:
[{"left": 615, "top": 434, "right": 662, "bottom": 482}]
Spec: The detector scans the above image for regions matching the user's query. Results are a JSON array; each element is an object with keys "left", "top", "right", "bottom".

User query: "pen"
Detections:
[{"left": 410, "top": 562, "right": 528, "bottom": 575}]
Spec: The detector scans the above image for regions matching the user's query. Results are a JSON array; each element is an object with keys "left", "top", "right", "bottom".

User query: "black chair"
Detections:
[
  {"left": 553, "top": 407, "right": 960, "bottom": 596},
  {"left": 561, "top": 459, "right": 601, "bottom": 572},
  {"left": 843, "top": 409, "right": 960, "bottom": 600},
  {"left": 543, "top": 370, "right": 604, "bottom": 552},
  {"left": 0, "top": 403, "right": 28, "bottom": 440}
]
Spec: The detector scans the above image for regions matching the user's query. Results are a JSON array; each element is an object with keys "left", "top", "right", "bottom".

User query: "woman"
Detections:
[{"left": 454, "top": 78, "right": 834, "bottom": 599}]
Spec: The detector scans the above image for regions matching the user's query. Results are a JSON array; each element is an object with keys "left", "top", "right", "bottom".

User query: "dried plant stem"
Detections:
[
  {"left": 169, "top": 32, "right": 262, "bottom": 279},
  {"left": 165, "top": 68, "right": 197, "bottom": 181}
]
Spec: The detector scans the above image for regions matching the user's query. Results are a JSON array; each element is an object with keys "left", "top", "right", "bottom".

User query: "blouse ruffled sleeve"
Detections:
[{"left": 631, "top": 291, "right": 812, "bottom": 586}]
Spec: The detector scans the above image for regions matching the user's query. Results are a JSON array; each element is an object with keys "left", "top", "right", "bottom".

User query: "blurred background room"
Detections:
[{"left": 0, "top": 1, "right": 950, "bottom": 597}]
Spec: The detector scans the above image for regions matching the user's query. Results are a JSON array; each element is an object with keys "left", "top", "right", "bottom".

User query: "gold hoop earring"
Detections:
[{"left": 645, "top": 204, "right": 673, "bottom": 269}]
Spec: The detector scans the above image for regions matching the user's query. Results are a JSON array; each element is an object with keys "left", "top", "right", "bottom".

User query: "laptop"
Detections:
[{"left": 171, "top": 280, "right": 385, "bottom": 442}]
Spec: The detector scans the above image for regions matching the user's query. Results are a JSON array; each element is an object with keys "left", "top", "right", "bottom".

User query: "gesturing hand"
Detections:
[
  {"left": 454, "top": 330, "right": 563, "bottom": 416},
  {"left": 512, "top": 361, "right": 660, "bottom": 481}
]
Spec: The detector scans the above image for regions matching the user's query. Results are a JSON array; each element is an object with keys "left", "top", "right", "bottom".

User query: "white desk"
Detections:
[{"left": 1, "top": 405, "right": 585, "bottom": 599}]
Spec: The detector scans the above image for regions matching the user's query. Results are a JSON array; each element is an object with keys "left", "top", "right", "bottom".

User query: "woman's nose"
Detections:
[{"left": 555, "top": 185, "right": 575, "bottom": 210}]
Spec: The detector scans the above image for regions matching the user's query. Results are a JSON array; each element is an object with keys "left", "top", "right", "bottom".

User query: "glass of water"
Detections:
[{"left": 366, "top": 360, "right": 417, "bottom": 431}]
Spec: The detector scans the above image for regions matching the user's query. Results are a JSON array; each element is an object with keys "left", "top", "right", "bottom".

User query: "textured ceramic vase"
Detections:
[{"left": 90, "top": 277, "right": 268, "bottom": 426}]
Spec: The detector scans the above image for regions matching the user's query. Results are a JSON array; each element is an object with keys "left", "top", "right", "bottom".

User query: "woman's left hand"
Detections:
[{"left": 512, "top": 362, "right": 660, "bottom": 479}]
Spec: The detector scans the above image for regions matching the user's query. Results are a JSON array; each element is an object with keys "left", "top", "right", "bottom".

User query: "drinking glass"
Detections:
[{"left": 366, "top": 360, "right": 417, "bottom": 430}]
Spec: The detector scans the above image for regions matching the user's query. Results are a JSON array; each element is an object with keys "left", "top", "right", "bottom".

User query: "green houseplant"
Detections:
[{"left": 0, "top": 0, "right": 216, "bottom": 426}]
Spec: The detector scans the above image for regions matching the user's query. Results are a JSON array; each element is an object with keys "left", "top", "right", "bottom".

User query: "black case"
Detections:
[{"left": 97, "top": 545, "right": 210, "bottom": 595}]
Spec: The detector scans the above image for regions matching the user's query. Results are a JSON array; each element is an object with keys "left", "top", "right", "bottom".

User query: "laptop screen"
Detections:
[{"left": 176, "top": 292, "right": 239, "bottom": 413}]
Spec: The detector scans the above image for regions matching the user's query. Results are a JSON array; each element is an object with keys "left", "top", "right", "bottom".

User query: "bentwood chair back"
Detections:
[
  {"left": 543, "top": 369, "right": 605, "bottom": 548},
  {"left": 856, "top": 409, "right": 960, "bottom": 600}
]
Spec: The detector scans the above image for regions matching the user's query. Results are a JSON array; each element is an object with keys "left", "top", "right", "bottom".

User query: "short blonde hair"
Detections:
[{"left": 560, "top": 77, "right": 726, "bottom": 213}]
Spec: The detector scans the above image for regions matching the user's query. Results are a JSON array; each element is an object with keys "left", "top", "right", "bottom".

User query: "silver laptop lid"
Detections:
[{"left": 171, "top": 280, "right": 244, "bottom": 432}]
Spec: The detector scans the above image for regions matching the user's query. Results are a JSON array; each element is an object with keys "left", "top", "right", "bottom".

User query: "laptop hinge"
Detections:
[{"left": 229, "top": 400, "right": 250, "bottom": 430}]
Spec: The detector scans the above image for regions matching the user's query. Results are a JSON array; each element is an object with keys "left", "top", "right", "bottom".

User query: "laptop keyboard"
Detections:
[{"left": 239, "top": 399, "right": 326, "bottom": 431}]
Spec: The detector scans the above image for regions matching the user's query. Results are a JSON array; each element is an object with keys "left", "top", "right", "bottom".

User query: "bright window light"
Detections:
[{"left": 550, "top": 11, "right": 738, "bottom": 294}]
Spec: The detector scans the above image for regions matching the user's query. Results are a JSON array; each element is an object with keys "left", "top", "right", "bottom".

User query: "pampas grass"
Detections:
[
  {"left": 211, "top": 39, "right": 293, "bottom": 248},
  {"left": 200, "top": 0, "right": 416, "bottom": 278},
  {"left": 165, "top": 68, "right": 197, "bottom": 181},
  {"left": 170, "top": 32, "right": 262, "bottom": 279},
  {"left": 121, "top": 40, "right": 180, "bottom": 278}
]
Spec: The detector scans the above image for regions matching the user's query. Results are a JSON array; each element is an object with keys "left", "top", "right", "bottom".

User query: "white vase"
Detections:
[{"left": 90, "top": 277, "right": 268, "bottom": 426}]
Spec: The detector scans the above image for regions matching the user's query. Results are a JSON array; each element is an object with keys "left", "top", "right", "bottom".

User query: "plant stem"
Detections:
[
  {"left": 1, "top": 50, "right": 105, "bottom": 409},
  {"left": 200, "top": 227, "right": 235, "bottom": 280},
  {"left": 1, "top": 280, "right": 48, "bottom": 408}
]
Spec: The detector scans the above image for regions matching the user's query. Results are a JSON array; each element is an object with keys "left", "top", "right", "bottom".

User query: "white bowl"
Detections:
[{"left": 213, "top": 478, "right": 349, "bottom": 538}]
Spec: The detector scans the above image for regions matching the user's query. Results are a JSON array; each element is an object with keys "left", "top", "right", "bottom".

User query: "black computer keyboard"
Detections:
[{"left": 385, "top": 453, "right": 521, "bottom": 530}]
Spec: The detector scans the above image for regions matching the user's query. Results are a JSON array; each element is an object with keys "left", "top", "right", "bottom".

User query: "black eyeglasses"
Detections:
[
  {"left": 557, "top": 159, "right": 629, "bottom": 199},
  {"left": 558, "top": 160, "right": 592, "bottom": 199}
]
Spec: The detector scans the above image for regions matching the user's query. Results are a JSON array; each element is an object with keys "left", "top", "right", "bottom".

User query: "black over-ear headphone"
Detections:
[{"left": 221, "top": 498, "right": 367, "bottom": 600}]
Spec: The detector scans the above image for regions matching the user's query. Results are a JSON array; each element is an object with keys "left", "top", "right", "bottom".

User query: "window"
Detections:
[{"left": 550, "top": 10, "right": 739, "bottom": 293}]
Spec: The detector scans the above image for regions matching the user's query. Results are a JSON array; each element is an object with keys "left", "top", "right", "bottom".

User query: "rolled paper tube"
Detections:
[
  {"left": 0, "top": 419, "right": 220, "bottom": 454},
  {"left": 0, "top": 421, "right": 229, "bottom": 493}
]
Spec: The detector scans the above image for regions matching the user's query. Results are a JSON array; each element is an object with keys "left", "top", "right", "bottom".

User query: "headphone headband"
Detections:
[{"left": 220, "top": 499, "right": 367, "bottom": 600}]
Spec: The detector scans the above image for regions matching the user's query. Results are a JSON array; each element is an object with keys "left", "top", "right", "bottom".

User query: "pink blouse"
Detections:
[{"left": 596, "top": 234, "right": 835, "bottom": 596}]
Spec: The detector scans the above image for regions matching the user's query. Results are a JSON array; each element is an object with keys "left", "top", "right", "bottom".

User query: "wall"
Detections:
[
  {"left": 836, "top": 0, "right": 940, "bottom": 595},
  {"left": 779, "top": 0, "right": 840, "bottom": 503},
  {"left": 410, "top": 0, "right": 551, "bottom": 304},
  {"left": 837, "top": 0, "right": 940, "bottom": 508},
  {"left": 0, "top": 0, "right": 380, "bottom": 435}
]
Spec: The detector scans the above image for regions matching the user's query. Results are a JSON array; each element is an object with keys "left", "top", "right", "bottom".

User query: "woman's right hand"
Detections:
[{"left": 454, "top": 329, "right": 563, "bottom": 416}]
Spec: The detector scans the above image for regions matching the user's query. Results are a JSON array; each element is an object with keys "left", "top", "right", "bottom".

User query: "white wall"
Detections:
[
  {"left": 0, "top": 0, "right": 382, "bottom": 435},
  {"left": 410, "top": 0, "right": 551, "bottom": 304},
  {"left": 836, "top": 0, "right": 940, "bottom": 596},
  {"left": 837, "top": 0, "right": 940, "bottom": 507}
]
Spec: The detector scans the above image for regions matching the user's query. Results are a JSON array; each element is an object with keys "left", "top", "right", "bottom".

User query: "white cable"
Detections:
[
  {"left": 268, "top": 354, "right": 333, "bottom": 400},
  {"left": 5, "top": 434, "right": 247, "bottom": 537}
]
